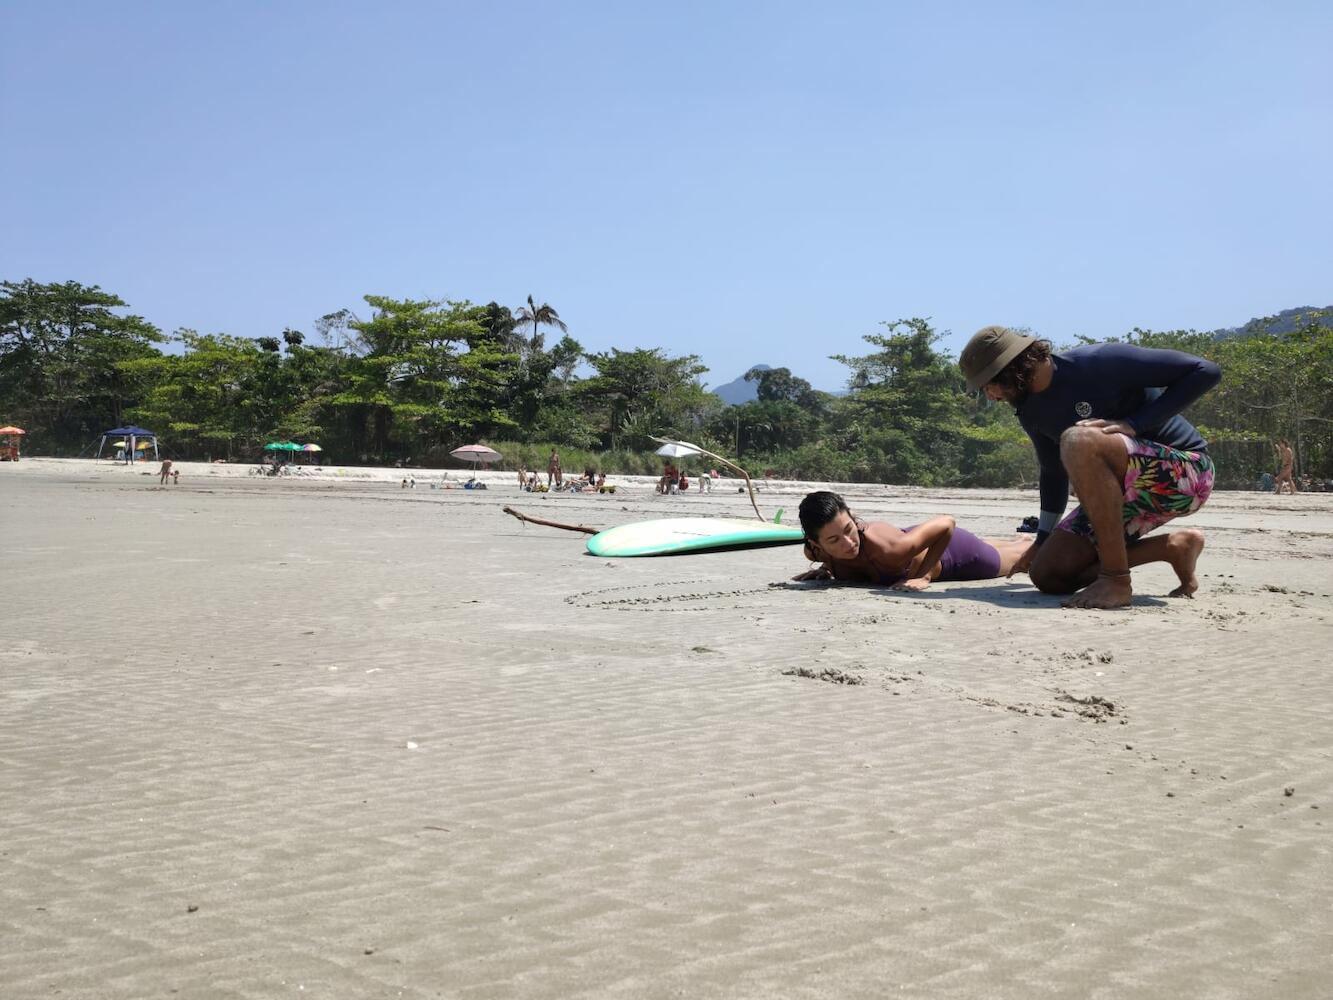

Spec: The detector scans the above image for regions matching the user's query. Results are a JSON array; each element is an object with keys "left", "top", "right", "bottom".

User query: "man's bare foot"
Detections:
[
  {"left": 1063, "top": 571, "right": 1133, "bottom": 609},
  {"left": 1165, "top": 529, "right": 1205, "bottom": 598}
]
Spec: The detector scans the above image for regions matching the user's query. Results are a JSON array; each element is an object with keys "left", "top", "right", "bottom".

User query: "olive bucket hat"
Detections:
[{"left": 959, "top": 325, "right": 1036, "bottom": 389}]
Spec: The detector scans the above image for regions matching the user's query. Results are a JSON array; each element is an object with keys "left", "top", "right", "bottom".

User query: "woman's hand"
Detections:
[
  {"left": 792, "top": 566, "right": 833, "bottom": 581},
  {"left": 891, "top": 577, "right": 931, "bottom": 592},
  {"left": 1007, "top": 541, "right": 1038, "bottom": 578}
]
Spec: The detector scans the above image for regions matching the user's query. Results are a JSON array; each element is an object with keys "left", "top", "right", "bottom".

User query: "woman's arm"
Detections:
[
  {"left": 792, "top": 540, "right": 873, "bottom": 582},
  {"left": 890, "top": 516, "right": 956, "bottom": 590}
]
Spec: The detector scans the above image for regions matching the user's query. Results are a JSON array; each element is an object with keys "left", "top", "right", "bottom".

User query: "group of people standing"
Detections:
[{"left": 796, "top": 327, "right": 1223, "bottom": 610}]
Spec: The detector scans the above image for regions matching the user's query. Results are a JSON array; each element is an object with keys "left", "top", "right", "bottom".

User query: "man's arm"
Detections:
[
  {"left": 1094, "top": 343, "right": 1221, "bottom": 433},
  {"left": 1031, "top": 430, "right": 1068, "bottom": 544}
]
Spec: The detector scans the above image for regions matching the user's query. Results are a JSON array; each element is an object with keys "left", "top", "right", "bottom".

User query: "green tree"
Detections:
[
  {"left": 512, "top": 294, "right": 567, "bottom": 364},
  {"left": 830, "top": 318, "right": 970, "bottom": 484},
  {"left": 0, "top": 279, "right": 163, "bottom": 450},
  {"left": 576, "top": 347, "right": 715, "bottom": 450},
  {"left": 125, "top": 331, "right": 278, "bottom": 459},
  {"left": 745, "top": 366, "right": 821, "bottom": 408}
]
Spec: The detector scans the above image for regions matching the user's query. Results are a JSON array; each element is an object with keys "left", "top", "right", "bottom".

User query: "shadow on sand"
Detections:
[
  {"left": 866, "top": 580, "right": 1169, "bottom": 609},
  {"left": 769, "top": 578, "right": 1171, "bottom": 609}
]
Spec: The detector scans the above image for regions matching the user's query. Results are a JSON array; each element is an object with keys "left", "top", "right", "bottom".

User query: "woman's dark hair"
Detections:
[
  {"left": 798, "top": 490, "right": 850, "bottom": 540},
  {"left": 990, "top": 339, "right": 1052, "bottom": 398}
]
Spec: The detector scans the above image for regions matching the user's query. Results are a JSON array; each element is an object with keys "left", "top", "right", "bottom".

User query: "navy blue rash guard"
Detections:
[{"left": 1016, "top": 343, "right": 1221, "bottom": 535}]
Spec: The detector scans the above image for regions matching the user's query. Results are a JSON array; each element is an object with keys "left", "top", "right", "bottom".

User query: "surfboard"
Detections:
[{"left": 585, "top": 517, "right": 805, "bottom": 557}]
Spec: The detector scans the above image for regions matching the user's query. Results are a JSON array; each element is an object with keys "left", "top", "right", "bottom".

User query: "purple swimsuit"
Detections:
[{"left": 854, "top": 520, "right": 1001, "bottom": 585}]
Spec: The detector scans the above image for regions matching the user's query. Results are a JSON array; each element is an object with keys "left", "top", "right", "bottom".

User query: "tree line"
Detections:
[{"left": 2, "top": 278, "right": 1328, "bottom": 488}]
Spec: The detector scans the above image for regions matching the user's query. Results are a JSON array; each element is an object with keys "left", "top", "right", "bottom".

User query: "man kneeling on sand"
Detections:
[
  {"left": 795, "top": 491, "right": 1031, "bottom": 590},
  {"left": 959, "top": 326, "right": 1221, "bottom": 609}
]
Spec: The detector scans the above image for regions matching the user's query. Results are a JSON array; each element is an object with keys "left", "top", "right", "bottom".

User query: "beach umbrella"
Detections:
[
  {"left": 654, "top": 441, "right": 702, "bottom": 460},
  {"left": 655, "top": 441, "right": 701, "bottom": 476},
  {"left": 450, "top": 444, "right": 501, "bottom": 477},
  {"left": 301, "top": 443, "right": 322, "bottom": 452},
  {"left": 0, "top": 425, "right": 23, "bottom": 461}
]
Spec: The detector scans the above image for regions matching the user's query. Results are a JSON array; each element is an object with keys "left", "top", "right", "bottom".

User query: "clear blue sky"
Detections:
[{"left": 3, "top": 1, "right": 1330, "bottom": 390}]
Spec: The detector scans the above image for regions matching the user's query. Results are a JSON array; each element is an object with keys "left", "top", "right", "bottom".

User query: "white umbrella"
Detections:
[
  {"left": 654, "top": 441, "right": 702, "bottom": 460},
  {"left": 450, "top": 444, "right": 502, "bottom": 477}
]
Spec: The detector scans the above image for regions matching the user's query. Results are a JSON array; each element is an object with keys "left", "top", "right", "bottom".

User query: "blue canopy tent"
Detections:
[{"left": 96, "top": 425, "right": 160, "bottom": 464}]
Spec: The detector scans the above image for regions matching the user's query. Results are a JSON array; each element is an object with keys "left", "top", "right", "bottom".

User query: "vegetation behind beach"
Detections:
[{"left": 1, "top": 279, "right": 1328, "bottom": 488}]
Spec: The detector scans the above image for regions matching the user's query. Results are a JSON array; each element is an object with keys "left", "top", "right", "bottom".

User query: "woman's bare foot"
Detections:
[
  {"left": 1165, "top": 529, "right": 1205, "bottom": 598},
  {"left": 1063, "top": 571, "right": 1133, "bottom": 609}
]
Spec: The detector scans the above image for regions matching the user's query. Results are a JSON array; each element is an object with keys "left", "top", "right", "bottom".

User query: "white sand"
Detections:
[{"left": 2, "top": 458, "right": 1330, "bottom": 999}]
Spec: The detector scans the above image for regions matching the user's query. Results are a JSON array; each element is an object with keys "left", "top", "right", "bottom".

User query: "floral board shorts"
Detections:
[{"left": 1058, "top": 436, "right": 1214, "bottom": 542}]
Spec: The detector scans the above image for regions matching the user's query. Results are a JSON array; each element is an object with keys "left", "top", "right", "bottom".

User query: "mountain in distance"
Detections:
[
  {"left": 710, "top": 365, "right": 770, "bottom": 405},
  {"left": 710, "top": 363, "right": 850, "bottom": 405},
  {"left": 1211, "top": 305, "right": 1331, "bottom": 339}
]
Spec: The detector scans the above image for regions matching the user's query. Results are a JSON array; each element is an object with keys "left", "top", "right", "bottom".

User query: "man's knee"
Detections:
[
  {"left": 1059, "top": 424, "right": 1108, "bottom": 461},
  {"left": 1030, "top": 561, "right": 1078, "bottom": 594},
  {"left": 1029, "top": 534, "right": 1094, "bottom": 594}
]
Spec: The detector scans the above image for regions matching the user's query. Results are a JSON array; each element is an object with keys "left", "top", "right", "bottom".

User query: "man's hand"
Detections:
[
  {"left": 1007, "top": 541, "right": 1039, "bottom": 578},
  {"left": 891, "top": 577, "right": 931, "bottom": 592},
  {"left": 1076, "top": 418, "right": 1136, "bottom": 436}
]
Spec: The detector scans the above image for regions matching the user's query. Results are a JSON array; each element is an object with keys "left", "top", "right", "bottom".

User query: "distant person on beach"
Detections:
[
  {"left": 547, "top": 449, "right": 562, "bottom": 487},
  {"left": 171, "top": 469, "right": 179, "bottom": 485},
  {"left": 158, "top": 459, "right": 173, "bottom": 485},
  {"left": 960, "top": 326, "right": 1221, "bottom": 609},
  {"left": 1273, "top": 439, "right": 1297, "bottom": 494},
  {"left": 657, "top": 462, "right": 679, "bottom": 494},
  {"left": 794, "top": 491, "right": 1031, "bottom": 589}
]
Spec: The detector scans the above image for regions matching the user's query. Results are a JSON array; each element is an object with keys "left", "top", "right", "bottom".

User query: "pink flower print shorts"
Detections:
[{"left": 1058, "top": 436, "right": 1215, "bottom": 542}]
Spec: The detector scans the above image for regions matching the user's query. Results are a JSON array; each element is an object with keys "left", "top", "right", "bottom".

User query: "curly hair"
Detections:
[{"left": 989, "top": 339, "right": 1052, "bottom": 397}]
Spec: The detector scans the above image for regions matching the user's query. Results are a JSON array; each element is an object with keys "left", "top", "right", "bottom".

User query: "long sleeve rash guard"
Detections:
[{"left": 1016, "top": 343, "right": 1221, "bottom": 533}]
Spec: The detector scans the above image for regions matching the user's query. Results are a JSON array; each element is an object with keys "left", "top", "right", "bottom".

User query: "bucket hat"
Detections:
[{"left": 959, "top": 326, "right": 1036, "bottom": 389}]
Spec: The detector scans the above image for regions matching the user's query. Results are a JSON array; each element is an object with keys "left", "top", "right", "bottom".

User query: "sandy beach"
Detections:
[{"left": 2, "top": 458, "right": 1330, "bottom": 1000}]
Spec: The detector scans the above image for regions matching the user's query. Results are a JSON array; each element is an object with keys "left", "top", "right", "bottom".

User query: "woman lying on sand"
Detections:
[{"left": 794, "top": 491, "right": 1030, "bottom": 590}]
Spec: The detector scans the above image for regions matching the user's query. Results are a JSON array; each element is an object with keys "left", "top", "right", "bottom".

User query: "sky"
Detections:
[{"left": 3, "top": 1, "right": 1330, "bottom": 391}]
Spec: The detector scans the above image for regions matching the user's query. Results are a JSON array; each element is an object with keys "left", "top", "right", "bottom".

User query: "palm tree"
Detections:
[{"left": 513, "top": 294, "right": 567, "bottom": 359}]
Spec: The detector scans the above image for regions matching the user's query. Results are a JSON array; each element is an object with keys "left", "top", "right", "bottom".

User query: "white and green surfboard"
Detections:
[{"left": 586, "top": 517, "right": 805, "bottom": 557}]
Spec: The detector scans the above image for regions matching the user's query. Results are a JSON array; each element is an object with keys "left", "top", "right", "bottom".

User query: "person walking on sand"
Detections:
[
  {"left": 794, "top": 491, "right": 1032, "bottom": 589},
  {"left": 547, "top": 449, "right": 562, "bottom": 488},
  {"left": 158, "top": 459, "right": 173, "bottom": 485},
  {"left": 1273, "top": 439, "right": 1298, "bottom": 494},
  {"left": 960, "top": 326, "right": 1221, "bottom": 609}
]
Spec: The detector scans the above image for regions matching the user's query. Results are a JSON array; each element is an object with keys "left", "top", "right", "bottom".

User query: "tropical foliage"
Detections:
[{"left": 2, "top": 278, "right": 1329, "bottom": 488}]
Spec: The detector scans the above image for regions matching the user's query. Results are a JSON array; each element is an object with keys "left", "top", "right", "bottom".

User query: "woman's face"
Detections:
[{"left": 816, "top": 510, "right": 860, "bottom": 559}]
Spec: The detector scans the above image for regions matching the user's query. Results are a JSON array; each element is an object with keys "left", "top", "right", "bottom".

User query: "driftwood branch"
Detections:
[
  {"left": 649, "top": 436, "right": 765, "bottom": 522},
  {"left": 502, "top": 506, "right": 600, "bottom": 535}
]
